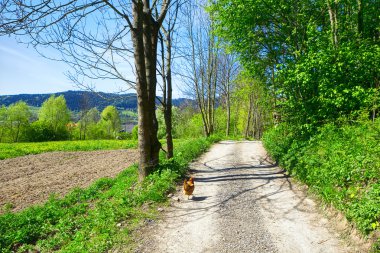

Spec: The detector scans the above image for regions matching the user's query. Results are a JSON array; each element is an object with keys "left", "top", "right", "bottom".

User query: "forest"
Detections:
[
  {"left": 0, "top": 95, "right": 136, "bottom": 142},
  {"left": 0, "top": 0, "right": 379, "bottom": 251}
]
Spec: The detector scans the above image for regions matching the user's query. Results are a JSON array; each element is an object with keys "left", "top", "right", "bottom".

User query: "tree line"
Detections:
[
  {"left": 0, "top": 90, "right": 268, "bottom": 143},
  {"left": 0, "top": 95, "right": 123, "bottom": 143},
  {"left": 209, "top": 0, "right": 379, "bottom": 132}
]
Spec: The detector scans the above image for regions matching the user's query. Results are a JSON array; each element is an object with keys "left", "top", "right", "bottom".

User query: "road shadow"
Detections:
[
  {"left": 191, "top": 196, "right": 208, "bottom": 201},
  {"left": 165, "top": 144, "right": 312, "bottom": 223}
]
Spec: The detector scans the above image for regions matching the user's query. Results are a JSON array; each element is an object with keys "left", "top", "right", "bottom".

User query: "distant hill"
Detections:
[{"left": 0, "top": 90, "right": 193, "bottom": 111}]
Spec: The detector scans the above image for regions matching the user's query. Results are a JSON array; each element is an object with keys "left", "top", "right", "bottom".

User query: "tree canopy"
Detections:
[
  {"left": 210, "top": 0, "right": 380, "bottom": 130},
  {"left": 39, "top": 95, "right": 70, "bottom": 137}
]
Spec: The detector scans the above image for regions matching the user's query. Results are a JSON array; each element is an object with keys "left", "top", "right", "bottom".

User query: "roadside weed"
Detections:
[{"left": 0, "top": 136, "right": 219, "bottom": 252}]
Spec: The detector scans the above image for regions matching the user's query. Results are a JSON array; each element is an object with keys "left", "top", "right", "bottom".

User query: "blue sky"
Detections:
[
  {"left": 0, "top": 36, "right": 74, "bottom": 95},
  {"left": 0, "top": 35, "right": 183, "bottom": 97},
  {"left": 0, "top": 36, "right": 136, "bottom": 95}
]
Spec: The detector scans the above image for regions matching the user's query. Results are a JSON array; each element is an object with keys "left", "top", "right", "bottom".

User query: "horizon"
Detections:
[
  {"left": 0, "top": 89, "right": 135, "bottom": 97},
  {"left": 0, "top": 89, "right": 189, "bottom": 99}
]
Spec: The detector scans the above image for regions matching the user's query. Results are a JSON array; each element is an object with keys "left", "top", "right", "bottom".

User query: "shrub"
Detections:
[
  {"left": 29, "top": 121, "right": 70, "bottom": 142},
  {"left": 262, "top": 123, "right": 297, "bottom": 162},
  {"left": 131, "top": 125, "right": 138, "bottom": 140},
  {"left": 263, "top": 120, "right": 380, "bottom": 245}
]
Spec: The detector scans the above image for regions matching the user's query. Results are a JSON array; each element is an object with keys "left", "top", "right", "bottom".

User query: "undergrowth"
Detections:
[
  {"left": 0, "top": 136, "right": 220, "bottom": 252},
  {"left": 262, "top": 121, "right": 380, "bottom": 252},
  {"left": 0, "top": 140, "right": 138, "bottom": 160}
]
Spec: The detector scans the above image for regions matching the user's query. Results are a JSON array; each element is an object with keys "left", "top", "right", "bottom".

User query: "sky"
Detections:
[{"left": 0, "top": 35, "right": 183, "bottom": 97}]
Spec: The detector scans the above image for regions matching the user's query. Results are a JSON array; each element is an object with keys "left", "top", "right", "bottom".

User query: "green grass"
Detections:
[
  {"left": 0, "top": 136, "right": 220, "bottom": 252},
  {"left": 0, "top": 140, "right": 138, "bottom": 160},
  {"left": 263, "top": 121, "right": 380, "bottom": 252}
]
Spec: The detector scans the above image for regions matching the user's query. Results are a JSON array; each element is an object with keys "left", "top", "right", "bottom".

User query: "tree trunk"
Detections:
[
  {"left": 83, "top": 124, "right": 86, "bottom": 140},
  {"left": 164, "top": 36, "right": 174, "bottom": 159},
  {"left": 373, "top": 80, "right": 379, "bottom": 122},
  {"left": 132, "top": 0, "right": 162, "bottom": 181},
  {"left": 245, "top": 95, "right": 253, "bottom": 139},
  {"left": 357, "top": 0, "right": 363, "bottom": 38},
  {"left": 226, "top": 92, "right": 231, "bottom": 136},
  {"left": 327, "top": 0, "right": 339, "bottom": 47},
  {"left": 15, "top": 122, "right": 20, "bottom": 142}
]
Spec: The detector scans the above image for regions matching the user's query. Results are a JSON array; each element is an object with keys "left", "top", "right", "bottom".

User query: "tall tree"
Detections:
[
  {"left": 39, "top": 95, "right": 70, "bottom": 137},
  {"left": 0, "top": 105, "right": 7, "bottom": 142},
  {"left": 7, "top": 101, "right": 31, "bottom": 142},
  {"left": 79, "top": 107, "right": 100, "bottom": 140},
  {"left": 233, "top": 74, "right": 272, "bottom": 139},
  {"left": 326, "top": 0, "right": 339, "bottom": 47},
  {"left": 0, "top": 0, "right": 171, "bottom": 180},
  {"left": 157, "top": 0, "right": 181, "bottom": 158},
  {"left": 216, "top": 51, "right": 240, "bottom": 136},
  {"left": 100, "top": 105, "right": 121, "bottom": 138},
  {"left": 181, "top": 0, "right": 218, "bottom": 137}
]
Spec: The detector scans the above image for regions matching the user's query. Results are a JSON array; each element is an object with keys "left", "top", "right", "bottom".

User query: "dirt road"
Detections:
[{"left": 136, "top": 141, "right": 365, "bottom": 253}]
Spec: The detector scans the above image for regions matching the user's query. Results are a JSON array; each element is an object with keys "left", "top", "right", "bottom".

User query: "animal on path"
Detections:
[{"left": 183, "top": 177, "right": 195, "bottom": 200}]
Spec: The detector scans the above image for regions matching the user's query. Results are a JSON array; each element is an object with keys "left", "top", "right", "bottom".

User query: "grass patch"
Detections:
[
  {"left": 0, "top": 140, "right": 138, "bottom": 160},
  {"left": 262, "top": 121, "right": 380, "bottom": 252},
  {"left": 0, "top": 136, "right": 220, "bottom": 252}
]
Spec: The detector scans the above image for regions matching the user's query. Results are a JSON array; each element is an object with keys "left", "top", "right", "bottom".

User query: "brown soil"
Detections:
[{"left": 0, "top": 149, "right": 138, "bottom": 213}]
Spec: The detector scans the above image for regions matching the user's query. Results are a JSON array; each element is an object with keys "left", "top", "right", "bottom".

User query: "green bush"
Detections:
[
  {"left": 262, "top": 123, "right": 298, "bottom": 162},
  {"left": 25, "top": 121, "right": 58, "bottom": 142},
  {"left": 131, "top": 125, "right": 138, "bottom": 140},
  {"left": 263, "top": 121, "right": 380, "bottom": 249}
]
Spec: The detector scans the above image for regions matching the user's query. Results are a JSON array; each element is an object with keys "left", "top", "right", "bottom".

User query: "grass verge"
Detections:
[
  {"left": 262, "top": 121, "right": 380, "bottom": 252},
  {"left": 0, "top": 140, "right": 138, "bottom": 160},
  {"left": 0, "top": 136, "right": 220, "bottom": 252}
]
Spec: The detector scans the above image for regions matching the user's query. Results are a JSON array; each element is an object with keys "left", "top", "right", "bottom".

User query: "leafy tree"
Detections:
[
  {"left": 0, "top": 105, "right": 7, "bottom": 142},
  {"left": 38, "top": 95, "right": 70, "bottom": 140},
  {"left": 173, "top": 105, "right": 198, "bottom": 138},
  {"left": 181, "top": 0, "right": 220, "bottom": 137},
  {"left": 7, "top": 101, "right": 31, "bottom": 142},
  {"left": 232, "top": 74, "right": 273, "bottom": 139},
  {"left": 26, "top": 121, "right": 56, "bottom": 142},
  {"left": 157, "top": 106, "right": 180, "bottom": 139},
  {"left": 100, "top": 106, "right": 121, "bottom": 139},
  {"left": 79, "top": 107, "right": 100, "bottom": 140},
  {"left": 278, "top": 41, "right": 380, "bottom": 128}
]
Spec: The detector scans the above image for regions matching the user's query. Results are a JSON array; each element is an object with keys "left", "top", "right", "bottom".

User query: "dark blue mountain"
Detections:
[{"left": 0, "top": 90, "right": 192, "bottom": 111}]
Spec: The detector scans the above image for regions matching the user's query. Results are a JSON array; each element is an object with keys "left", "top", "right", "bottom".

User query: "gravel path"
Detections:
[{"left": 136, "top": 141, "right": 358, "bottom": 253}]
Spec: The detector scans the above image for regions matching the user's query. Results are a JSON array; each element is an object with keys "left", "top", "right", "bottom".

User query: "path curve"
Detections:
[{"left": 136, "top": 141, "right": 361, "bottom": 253}]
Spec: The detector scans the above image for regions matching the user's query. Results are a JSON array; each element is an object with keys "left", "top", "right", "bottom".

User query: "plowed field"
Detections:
[{"left": 0, "top": 149, "right": 138, "bottom": 213}]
